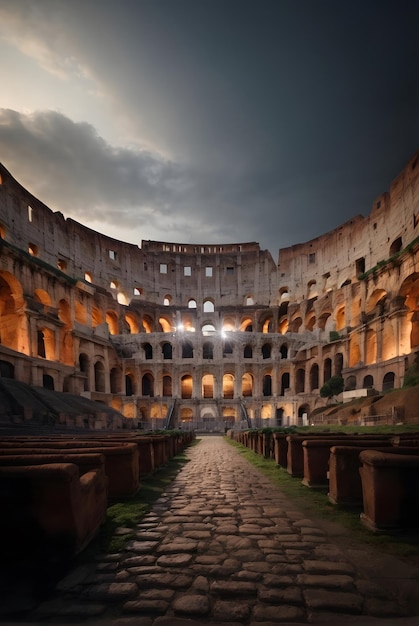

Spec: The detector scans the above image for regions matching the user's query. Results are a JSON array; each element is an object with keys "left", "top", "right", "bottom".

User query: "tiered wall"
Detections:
[{"left": 0, "top": 151, "right": 417, "bottom": 428}]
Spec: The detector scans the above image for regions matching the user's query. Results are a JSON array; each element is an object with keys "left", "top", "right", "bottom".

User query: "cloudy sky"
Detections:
[{"left": 0, "top": 1, "right": 418, "bottom": 255}]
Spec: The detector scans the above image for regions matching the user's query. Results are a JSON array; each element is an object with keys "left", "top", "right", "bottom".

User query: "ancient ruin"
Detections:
[{"left": 0, "top": 151, "right": 418, "bottom": 430}]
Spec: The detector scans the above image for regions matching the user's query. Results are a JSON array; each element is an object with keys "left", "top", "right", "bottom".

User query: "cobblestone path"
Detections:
[{"left": 11, "top": 435, "right": 419, "bottom": 625}]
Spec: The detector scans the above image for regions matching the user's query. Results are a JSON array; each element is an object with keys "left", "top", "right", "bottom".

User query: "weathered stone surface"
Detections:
[
  {"left": 303, "top": 559, "right": 355, "bottom": 575},
  {"left": 156, "top": 553, "right": 194, "bottom": 567},
  {"left": 136, "top": 573, "right": 193, "bottom": 589},
  {"left": 211, "top": 580, "right": 258, "bottom": 596},
  {"left": 303, "top": 589, "right": 363, "bottom": 613},
  {"left": 258, "top": 586, "right": 303, "bottom": 604},
  {"left": 83, "top": 582, "right": 138, "bottom": 601},
  {"left": 297, "top": 574, "right": 354, "bottom": 589},
  {"left": 123, "top": 599, "right": 169, "bottom": 614},
  {"left": 252, "top": 603, "right": 305, "bottom": 621},
  {"left": 173, "top": 594, "right": 211, "bottom": 615},
  {"left": 213, "top": 599, "right": 252, "bottom": 620}
]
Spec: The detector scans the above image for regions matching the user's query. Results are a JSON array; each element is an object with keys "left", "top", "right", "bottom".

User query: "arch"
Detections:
[
  {"left": 280, "top": 344, "right": 288, "bottom": 359},
  {"left": 241, "top": 372, "right": 253, "bottom": 397},
  {"left": 223, "top": 340, "right": 233, "bottom": 356},
  {"left": 245, "top": 295, "right": 254, "bottom": 305},
  {"left": 203, "top": 342, "right": 213, "bottom": 359},
  {"left": 318, "top": 311, "right": 331, "bottom": 331},
  {"left": 335, "top": 352, "right": 344, "bottom": 377},
  {"left": 240, "top": 317, "right": 253, "bottom": 332},
  {"left": 38, "top": 327, "right": 55, "bottom": 360},
  {"left": 261, "top": 343, "right": 271, "bottom": 359},
  {"left": 202, "top": 374, "right": 214, "bottom": 398},
  {"left": 180, "top": 407, "right": 193, "bottom": 423},
  {"left": 34, "top": 289, "right": 52, "bottom": 309},
  {"left": 125, "top": 313, "right": 139, "bottom": 334},
  {"left": 310, "top": 363, "right": 319, "bottom": 391},
  {"left": 261, "top": 315, "right": 273, "bottom": 333},
  {"left": 222, "top": 317, "right": 235, "bottom": 332},
  {"left": 188, "top": 299, "right": 197, "bottom": 309},
  {"left": 142, "top": 315, "right": 153, "bottom": 333},
  {"left": 289, "top": 316, "right": 302, "bottom": 333},
  {"left": 389, "top": 236, "right": 402, "bottom": 256},
  {"left": 307, "top": 280, "right": 317, "bottom": 298},
  {"left": 202, "top": 323, "right": 216, "bottom": 335},
  {"left": 223, "top": 373, "right": 234, "bottom": 399},
  {"left": 366, "top": 289, "right": 387, "bottom": 315},
  {"left": 181, "top": 374, "right": 193, "bottom": 399},
  {"left": 182, "top": 341, "right": 194, "bottom": 358},
  {"left": 280, "top": 372, "right": 290, "bottom": 395},
  {"left": 0, "top": 273, "right": 27, "bottom": 352},
  {"left": 159, "top": 316, "right": 173, "bottom": 332},
  {"left": 0, "top": 360, "right": 14, "bottom": 378},
  {"left": 94, "top": 360, "right": 106, "bottom": 392},
  {"left": 162, "top": 342, "right": 173, "bottom": 359},
  {"left": 244, "top": 344, "right": 253, "bottom": 358},
  {"left": 142, "top": 373, "right": 154, "bottom": 396},
  {"left": 117, "top": 292, "right": 129, "bottom": 305},
  {"left": 382, "top": 371, "right": 395, "bottom": 391},
  {"left": 203, "top": 299, "right": 215, "bottom": 313},
  {"left": 278, "top": 318, "right": 288, "bottom": 334},
  {"left": 345, "top": 375, "right": 357, "bottom": 391},
  {"left": 363, "top": 374, "right": 374, "bottom": 389},
  {"left": 181, "top": 314, "right": 195, "bottom": 332},
  {"left": 279, "top": 287, "right": 290, "bottom": 302},
  {"left": 106, "top": 310, "right": 119, "bottom": 335},
  {"left": 163, "top": 294, "right": 172, "bottom": 306},
  {"left": 58, "top": 299, "right": 72, "bottom": 328},
  {"left": 262, "top": 374, "right": 272, "bottom": 396},
  {"left": 305, "top": 312, "right": 316, "bottom": 331},
  {"left": 335, "top": 305, "right": 345, "bottom": 331},
  {"left": 43, "top": 374, "right": 55, "bottom": 390},
  {"left": 142, "top": 342, "right": 153, "bottom": 360},
  {"left": 163, "top": 374, "right": 172, "bottom": 396},
  {"left": 323, "top": 357, "right": 332, "bottom": 382},
  {"left": 125, "top": 373, "right": 134, "bottom": 396}
]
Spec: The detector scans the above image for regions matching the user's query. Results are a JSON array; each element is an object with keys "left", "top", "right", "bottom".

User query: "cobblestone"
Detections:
[{"left": 2, "top": 435, "right": 419, "bottom": 625}]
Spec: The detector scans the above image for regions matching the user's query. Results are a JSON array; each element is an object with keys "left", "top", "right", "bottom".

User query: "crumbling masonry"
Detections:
[{"left": 0, "top": 152, "right": 418, "bottom": 429}]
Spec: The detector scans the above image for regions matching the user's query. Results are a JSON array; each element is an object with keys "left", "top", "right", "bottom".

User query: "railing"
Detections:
[{"left": 163, "top": 399, "right": 177, "bottom": 430}]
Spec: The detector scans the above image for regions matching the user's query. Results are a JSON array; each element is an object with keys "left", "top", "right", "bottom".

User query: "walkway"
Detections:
[{"left": 4, "top": 435, "right": 419, "bottom": 625}]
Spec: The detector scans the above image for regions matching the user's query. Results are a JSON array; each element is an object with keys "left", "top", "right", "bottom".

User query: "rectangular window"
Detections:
[
  {"left": 226, "top": 266, "right": 234, "bottom": 275},
  {"left": 308, "top": 253, "right": 316, "bottom": 264},
  {"left": 109, "top": 250, "right": 116, "bottom": 260},
  {"left": 184, "top": 266, "right": 191, "bottom": 276},
  {"left": 160, "top": 263, "right": 167, "bottom": 274},
  {"left": 205, "top": 266, "right": 213, "bottom": 277}
]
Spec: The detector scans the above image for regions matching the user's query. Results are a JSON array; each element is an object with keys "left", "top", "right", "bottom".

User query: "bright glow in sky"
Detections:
[{"left": 0, "top": 0, "right": 418, "bottom": 254}]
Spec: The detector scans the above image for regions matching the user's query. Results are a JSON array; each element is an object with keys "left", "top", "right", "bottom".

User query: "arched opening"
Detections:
[
  {"left": 244, "top": 344, "right": 252, "bottom": 358},
  {"left": 162, "top": 342, "right": 173, "bottom": 359},
  {"left": 0, "top": 273, "right": 26, "bottom": 352},
  {"left": 125, "top": 374, "right": 134, "bottom": 396},
  {"left": 336, "top": 306, "right": 345, "bottom": 331},
  {"left": 75, "top": 301, "right": 87, "bottom": 325},
  {"left": 263, "top": 374, "right": 272, "bottom": 396},
  {"left": 202, "top": 374, "right": 214, "bottom": 398},
  {"left": 106, "top": 311, "right": 119, "bottom": 335},
  {"left": 163, "top": 375, "right": 172, "bottom": 397},
  {"left": 94, "top": 361, "right": 106, "bottom": 392},
  {"left": 223, "top": 340, "right": 233, "bottom": 356},
  {"left": 242, "top": 373, "right": 253, "bottom": 397},
  {"left": 142, "top": 316, "right": 153, "bottom": 333},
  {"left": 310, "top": 363, "right": 319, "bottom": 391},
  {"left": 0, "top": 360, "right": 14, "bottom": 378},
  {"left": 280, "top": 372, "right": 290, "bottom": 396},
  {"left": 261, "top": 343, "right": 271, "bottom": 359},
  {"left": 92, "top": 306, "right": 103, "bottom": 328},
  {"left": 202, "top": 323, "right": 216, "bottom": 335},
  {"left": 383, "top": 371, "right": 395, "bottom": 391},
  {"left": 188, "top": 299, "right": 197, "bottom": 309},
  {"left": 335, "top": 352, "right": 344, "bottom": 377},
  {"left": 181, "top": 374, "right": 193, "bottom": 399},
  {"left": 203, "top": 299, "right": 215, "bottom": 313},
  {"left": 389, "top": 236, "right": 402, "bottom": 256},
  {"left": 345, "top": 375, "right": 357, "bottom": 391},
  {"left": 223, "top": 373, "right": 234, "bottom": 399},
  {"left": 159, "top": 317, "right": 172, "bottom": 332},
  {"left": 42, "top": 374, "right": 54, "bottom": 390},
  {"left": 142, "top": 373, "right": 154, "bottom": 397},
  {"left": 203, "top": 342, "right": 213, "bottom": 359},
  {"left": 363, "top": 375, "right": 374, "bottom": 389},
  {"left": 125, "top": 313, "right": 139, "bottom": 334},
  {"left": 240, "top": 318, "right": 253, "bottom": 332},
  {"left": 280, "top": 344, "right": 288, "bottom": 359},
  {"left": 143, "top": 343, "right": 153, "bottom": 360},
  {"left": 323, "top": 358, "right": 332, "bottom": 382},
  {"left": 182, "top": 341, "right": 194, "bottom": 358}
]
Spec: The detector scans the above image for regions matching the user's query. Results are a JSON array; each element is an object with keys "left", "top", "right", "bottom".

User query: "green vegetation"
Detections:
[
  {"left": 320, "top": 375, "right": 344, "bottom": 398},
  {"left": 225, "top": 437, "right": 419, "bottom": 561}
]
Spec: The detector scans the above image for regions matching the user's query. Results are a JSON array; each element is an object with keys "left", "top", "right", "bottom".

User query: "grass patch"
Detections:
[
  {"left": 78, "top": 445, "right": 197, "bottom": 560},
  {"left": 225, "top": 438, "right": 419, "bottom": 562}
]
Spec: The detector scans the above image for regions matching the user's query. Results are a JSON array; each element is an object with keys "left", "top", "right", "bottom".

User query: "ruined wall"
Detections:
[{"left": 0, "top": 152, "right": 418, "bottom": 428}]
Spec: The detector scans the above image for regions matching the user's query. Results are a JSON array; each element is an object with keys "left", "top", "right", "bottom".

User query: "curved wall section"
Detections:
[{"left": 0, "top": 152, "right": 418, "bottom": 429}]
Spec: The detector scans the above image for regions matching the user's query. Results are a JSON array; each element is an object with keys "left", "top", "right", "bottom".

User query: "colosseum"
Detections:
[{"left": 0, "top": 152, "right": 418, "bottom": 431}]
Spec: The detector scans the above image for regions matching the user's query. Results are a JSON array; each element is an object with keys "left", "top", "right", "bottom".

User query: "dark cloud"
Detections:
[{"left": 0, "top": 1, "right": 418, "bottom": 253}]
